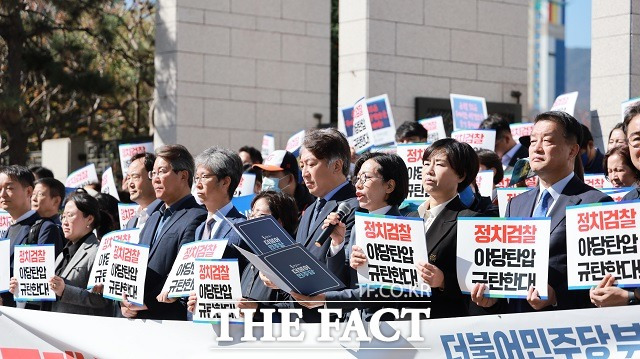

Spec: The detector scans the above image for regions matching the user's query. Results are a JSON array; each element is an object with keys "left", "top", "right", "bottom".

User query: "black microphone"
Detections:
[{"left": 315, "top": 202, "right": 352, "bottom": 248}]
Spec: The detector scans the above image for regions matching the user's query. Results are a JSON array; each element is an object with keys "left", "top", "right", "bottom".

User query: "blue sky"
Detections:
[{"left": 565, "top": 0, "right": 591, "bottom": 48}]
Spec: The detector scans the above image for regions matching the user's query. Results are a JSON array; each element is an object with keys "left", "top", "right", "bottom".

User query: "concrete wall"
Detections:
[
  {"left": 591, "top": 0, "right": 640, "bottom": 143},
  {"left": 155, "top": 0, "right": 331, "bottom": 153},
  {"left": 338, "top": 0, "right": 529, "bottom": 123}
]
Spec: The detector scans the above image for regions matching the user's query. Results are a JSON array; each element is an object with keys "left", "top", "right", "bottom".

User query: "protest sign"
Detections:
[
  {"left": 65, "top": 164, "right": 99, "bottom": 189},
  {"left": 550, "top": 91, "right": 579, "bottom": 116},
  {"left": 583, "top": 173, "right": 613, "bottom": 189},
  {"left": 233, "top": 173, "right": 256, "bottom": 197},
  {"left": 117, "top": 203, "right": 139, "bottom": 229},
  {"left": 0, "top": 210, "right": 11, "bottom": 238},
  {"left": 338, "top": 94, "right": 397, "bottom": 146},
  {"left": 87, "top": 228, "right": 141, "bottom": 289},
  {"left": 0, "top": 239, "right": 8, "bottom": 293},
  {"left": 396, "top": 143, "right": 429, "bottom": 203},
  {"left": 452, "top": 129, "right": 496, "bottom": 151},
  {"left": 450, "top": 94, "right": 488, "bottom": 130},
  {"left": 13, "top": 245, "right": 56, "bottom": 302},
  {"left": 161, "top": 240, "right": 228, "bottom": 298},
  {"left": 370, "top": 145, "right": 397, "bottom": 154},
  {"left": 601, "top": 187, "right": 635, "bottom": 202},
  {"left": 101, "top": 167, "right": 120, "bottom": 201},
  {"left": 193, "top": 258, "right": 243, "bottom": 324},
  {"left": 119, "top": 142, "right": 154, "bottom": 177},
  {"left": 285, "top": 130, "right": 305, "bottom": 157},
  {"left": 418, "top": 116, "right": 446, "bottom": 143},
  {"left": 475, "top": 170, "right": 494, "bottom": 198},
  {"left": 231, "top": 194, "right": 254, "bottom": 219},
  {"left": 496, "top": 187, "right": 532, "bottom": 217},
  {"left": 349, "top": 97, "right": 375, "bottom": 154},
  {"left": 457, "top": 218, "right": 550, "bottom": 299},
  {"left": 509, "top": 122, "right": 534, "bottom": 142},
  {"left": 103, "top": 240, "right": 149, "bottom": 305},
  {"left": 355, "top": 213, "right": 430, "bottom": 294},
  {"left": 261, "top": 134, "right": 275, "bottom": 157},
  {"left": 566, "top": 201, "right": 640, "bottom": 289}
]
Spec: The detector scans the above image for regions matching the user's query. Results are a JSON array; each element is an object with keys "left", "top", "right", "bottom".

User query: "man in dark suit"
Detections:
[
  {"left": 472, "top": 111, "right": 612, "bottom": 313},
  {"left": 0, "top": 165, "right": 64, "bottom": 308},
  {"left": 479, "top": 114, "right": 529, "bottom": 168},
  {"left": 260, "top": 129, "right": 358, "bottom": 322},
  {"left": 191, "top": 146, "right": 246, "bottom": 264},
  {"left": 120, "top": 145, "right": 206, "bottom": 320},
  {"left": 125, "top": 152, "right": 163, "bottom": 229}
]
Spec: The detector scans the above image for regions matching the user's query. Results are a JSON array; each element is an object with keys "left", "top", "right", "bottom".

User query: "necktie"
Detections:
[
  {"left": 312, "top": 198, "right": 327, "bottom": 226},
  {"left": 201, "top": 218, "right": 216, "bottom": 241},
  {"left": 532, "top": 189, "right": 553, "bottom": 217},
  {"left": 151, "top": 208, "right": 172, "bottom": 248}
]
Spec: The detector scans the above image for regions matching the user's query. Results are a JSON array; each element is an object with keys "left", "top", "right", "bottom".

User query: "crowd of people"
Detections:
[{"left": 1, "top": 102, "right": 639, "bottom": 324}]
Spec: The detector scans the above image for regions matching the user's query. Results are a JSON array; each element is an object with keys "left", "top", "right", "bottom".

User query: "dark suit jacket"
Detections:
[
  {"left": 623, "top": 188, "right": 640, "bottom": 201},
  {"left": 194, "top": 205, "right": 247, "bottom": 270},
  {"left": 136, "top": 195, "right": 207, "bottom": 320},
  {"left": 125, "top": 199, "right": 164, "bottom": 229},
  {"left": 505, "top": 175, "right": 612, "bottom": 312},
  {"left": 281, "top": 182, "right": 358, "bottom": 322},
  {"left": 1, "top": 212, "right": 64, "bottom": 307}
]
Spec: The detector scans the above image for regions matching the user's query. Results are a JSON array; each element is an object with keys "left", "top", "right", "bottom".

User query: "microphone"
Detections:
[{"left": 315, "top": 202, "right": 352, "bottom": 248}]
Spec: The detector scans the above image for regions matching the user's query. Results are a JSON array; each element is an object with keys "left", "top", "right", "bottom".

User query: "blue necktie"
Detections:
[
  {"left": 532, "top": 189, "right": 552, "bottom": 217},
  {"left": 312, "top": 198, "right": 327, "bottom": 226}
]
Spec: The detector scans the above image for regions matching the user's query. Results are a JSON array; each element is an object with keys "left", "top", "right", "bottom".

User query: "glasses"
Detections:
[
  {"left": 353, "top": 173, "right": 383, "bottom": 186},
  {"left": 193, "top": 174, "right": 217, "bottom": 184},
  {"left": 60, "top": 212, "right": 78, "bottom": 222},
  {"left": 148, "top": 167, "right": 179, "bottom": 179}
]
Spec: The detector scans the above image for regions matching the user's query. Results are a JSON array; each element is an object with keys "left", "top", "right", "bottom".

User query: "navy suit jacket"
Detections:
[
  {"left": 125, "top": 199, "right": 164, "bottom": 229},
  {"left": 193, "top": 205, "right": 247, "bottom": 270},
  {"left": 2, "top": 212, "right": 64, "bottom": 307},
  {"left": 505, "top": 175, "right": 612, "bottom": 312},
  {"left": 623, "top": 188, "right": 640, "bottom": 201},
  {"left": 136, "top": 195, "right": 207, "bottom": 320}
]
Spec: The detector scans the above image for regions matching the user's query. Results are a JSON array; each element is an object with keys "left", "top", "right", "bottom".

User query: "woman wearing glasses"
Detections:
[{"left": 9, "top": 190, "right": 113, "bottom": 315}]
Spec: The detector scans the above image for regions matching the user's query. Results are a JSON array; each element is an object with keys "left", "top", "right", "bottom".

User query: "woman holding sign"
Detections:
[
  {"left": 10, "top": 191, "right": 114, "bottom": 315},
  {"left": 290, "top": 152, "right": 410, "bottom": 320}
]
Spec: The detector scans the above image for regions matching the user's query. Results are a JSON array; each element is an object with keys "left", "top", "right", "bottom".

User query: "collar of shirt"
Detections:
[
  {"left": 501, "top": 142, "right": 522, "bottom": 166},
  {"left": 417, "top": 195, "right": 457, "bottom": 220},
  {"left": 160, "top": 194, "right": 192, "bottom": 217},
  {"left": 209, "top": 201, "right": 234, "bottom": 222},
  {"left": 323, "top": 180, "right": 350, "bottom": 202},
  {"left": 65, "top": 232, "right": 92, "bottom": 260},
  {"left": 537, "top": 172, "right": 574, "bottom": 204},
  {"left": 368, "top": 205, "right": 392, "bottom": 215},
  {"left": 12, "top": 210, "right": 36, "bottom": 225}
]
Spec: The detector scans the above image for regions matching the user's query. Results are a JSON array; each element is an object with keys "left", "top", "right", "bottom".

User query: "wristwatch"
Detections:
[{"left": 629, "top": 289, "right": 638, "bottom": 305}]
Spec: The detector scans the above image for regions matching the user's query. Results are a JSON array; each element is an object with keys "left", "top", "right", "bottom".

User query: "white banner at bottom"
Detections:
[{"left": 0, "top": 305, "right": 639, "bottom": 358}]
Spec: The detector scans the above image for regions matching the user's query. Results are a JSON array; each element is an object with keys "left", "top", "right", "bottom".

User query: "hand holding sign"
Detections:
[
  {"left": 49, "top": 276, "right": 65, "bottom": 297},
  {"left": 470, "top": 283, "right": 498, "bottom": 308},
  {"left": 526, "top": 285, "right": 556, "bottom": 311},
  {"left": 589, "top": 274, "right": 629, "bottom": 307},
  {"left": 349, "top": 245, "right": 367, "bottom": 269},
  {"left": 120, "top": 293, "right": 148, "bottom": 318},
  {"left": 416, "top": 261, "right": 444, "bottom": 289}
]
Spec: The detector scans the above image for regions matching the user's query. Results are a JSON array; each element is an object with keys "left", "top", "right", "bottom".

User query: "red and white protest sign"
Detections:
[
  {"left": 349, "top": 97, "right": 376, "bottom": 154},
  {"left": 103, "top": 240, "right": 149, "bottom": 305},
  {"left": 261, "top": 134, "right": 275, "bottom": 157},
  {"left": 87, "top": 228, "right": 141, "bottom": 289},
  {"left": 161, "top": 240, "right": 228, "bottom": 298},
  {"left": 457, "top": 218, "right": 551, "bottom": 299},
  {"left": 117, "top": 203, "right": 140, "bottom": 229},
  {"left": 550, "top": 91, "right": 579, "bottom": 116},
  {"left": 101, "top": 167, "right": 121, "bottom": 201},
  {"left": 566, "top": 201, "right": 640, "bottom": 289},
  {"left": 13, "top": 244, "right": 56, "bottom": 302},
  {"left": 285, "top": 130, "right": 305, "bottom": 155},
  {"left": 452, "top": 129, "right": 496, "bottom": 151},
  {"left": 397, "top": 143, "right": 429, "bottom": 203},
  {"left": 193, "top": 258, "right": 243, "bottom": 324},
  {"left": 584, "top": 173, "right": 613, "bottom": 189},
  {"left": 233, "top": 173, "right": 256, "bottom": 197},
  {"left": 419, "top": 116, "right": 447, "bottom": 143},
  {"left": 510, "top": 123, "right": 534, "bottom": 142},
  {"left": 65, "top": 164, "right": 99, "bottom": 189},
  {"left": 496, "top": 187, "right": 532, "bottom": 217},
  {"left": 0, "top": 210, "right": 12, "bottom": 238},
  {"left": 119, "top": 142, "right": 154, "bottom": 177},
  {"left": 475, "top": 170, "right": 494, "bottom": 198},
  {"left": 355, "top": 213, "right": 430, "bottom": 295}
]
